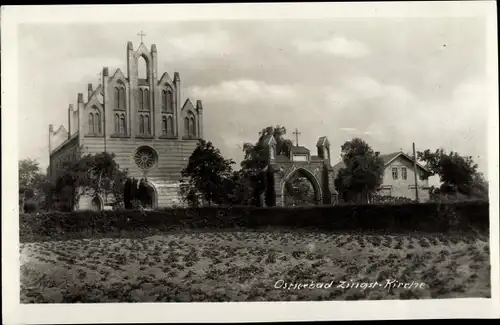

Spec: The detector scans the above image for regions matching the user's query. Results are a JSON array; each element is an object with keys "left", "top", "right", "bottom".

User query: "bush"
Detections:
[
  {"left": 19, "top": 200, "right": 489, "bottom": 242},
  {"left": 23, "top": 199, "right": 39, "bottom": 213}
]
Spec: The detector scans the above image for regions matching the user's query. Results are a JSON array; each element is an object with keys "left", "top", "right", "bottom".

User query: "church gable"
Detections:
[
  {"left": 109, "top": 68, "right": 128, "bottom": 85},
  {"left": 157, "top": 72, "right": 174, "bottom": 87},
  {"left": 134, "top": 43, "right": 152, "bottom": 61},
  {"left": 182, "top": 98, "right": 195, "bottom": 112},
  {"left": 84, "top": 96, "right": 103, "bottom": 111},
  {"left": 181, "top": 99, "right": 198, "bottom": 139}
]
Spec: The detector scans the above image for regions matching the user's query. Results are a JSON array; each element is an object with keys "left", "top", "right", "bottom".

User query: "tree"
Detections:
[
  {"left": 284, "top": 176, "right": 316, "bottom": 206},
  {"left": 53, "top": 152, "right": 128, "bottom": 211},
  {"left": 180, "top": 139, "right": 236, "bottom": 206},
  {"left": 334, "top": 138, "right": 385, "bottom": 203},
  {"left": 417, "top": 149, "right": 482, "bottom": 198},
  {"left": 19, "top": 158, "right": 46, "bottom": 212},
  {"left": 240, "top": 125, "right": 294, "bottom": 206}
]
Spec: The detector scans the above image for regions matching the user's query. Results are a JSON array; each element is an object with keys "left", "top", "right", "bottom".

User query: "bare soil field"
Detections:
[{"left": 20, "top": 230, "right": 490, "bottom": 302}]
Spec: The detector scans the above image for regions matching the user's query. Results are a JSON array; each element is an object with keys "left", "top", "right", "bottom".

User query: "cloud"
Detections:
[
  {"left": 293, "top": 35, "right": 370, "bottom": 58},
  {"left": 339, "top": 127, "right": 357, "bottom": 132},
  {"left": 161, "top": 30, "right": 235, "bottom": 61},
  {"left": 188, "top": 79, "right": 297, "bottom": 104}
]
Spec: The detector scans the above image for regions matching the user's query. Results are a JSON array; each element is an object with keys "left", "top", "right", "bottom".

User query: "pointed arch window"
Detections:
[
  {"left": 162, "top": 89, "right": 173, "bottom": 113},
  {"left": 145, "top": 115, "right": 151, "bottom": 134},
  {"left": 115, "top": 82, "right": 126, "bottom": 110},
  {"left": 162, "top": 116, "right": 167, "bottom": 135},
  {"left": 139, "top": 115, "right": 145, "bottom": 134},
  {"left": 120, "top": 88, "right": 126, "bottom": 109},
  {"left": 143, "top": 89, "right": 150, "bottom": 111},
  {"left": 114, "top": 113, "right": 120, "bottom": 133},
  {"left": 114, "top": 87, "right": 120, "bottom": 108},
  {"left": 120, "top": 114, "right": 126, "bottom": 134},
  {"left": 88, "top": 113, "right": 94, "bottom": 133},
  {"left": 94, "top": 112, "right": 101, "bottom": 134},
  {"left": 189, "top": 117, "right": 195, "bottom": 137},
  {"left": 161, "top": 90, "right": 167, "bottom": 112},
  {"left": 138, "top": 89, "right": 144, "bottom": 111},
  {"left": 167, "top": 116, "right": 174, "bottom": 137},
  {"left": 184, "top": 117, "right": 189, "bottom": 137}
]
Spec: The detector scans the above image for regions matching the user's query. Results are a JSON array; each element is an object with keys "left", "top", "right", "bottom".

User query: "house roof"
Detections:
[{"left": 332, "top": 151, "right": 430, "bottom": 176}]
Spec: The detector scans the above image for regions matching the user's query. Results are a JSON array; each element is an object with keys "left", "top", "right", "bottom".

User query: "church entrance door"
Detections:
[
  {"left": 90, "top": 196, "right": 102, "bottom": 212},
  {"left": 124, "top": 178, "right": 157, "bottom": 209}
]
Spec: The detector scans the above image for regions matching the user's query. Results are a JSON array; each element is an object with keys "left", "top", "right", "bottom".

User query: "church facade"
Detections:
[{"left": 48, "top": 41, "right": 204, "bottom": 210}]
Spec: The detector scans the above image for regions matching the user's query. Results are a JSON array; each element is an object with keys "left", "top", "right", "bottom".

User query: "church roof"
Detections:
[
  {"left": 290, "top": 146, "right": 310, "bottom": 154},
  {"left": 316, "top": 136, "right": 330, "bottom": 147}
]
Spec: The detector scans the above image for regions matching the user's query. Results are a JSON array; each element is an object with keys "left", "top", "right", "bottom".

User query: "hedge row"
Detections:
[{"left": 19, "top": 200, "right": 489, "bottom": 242}]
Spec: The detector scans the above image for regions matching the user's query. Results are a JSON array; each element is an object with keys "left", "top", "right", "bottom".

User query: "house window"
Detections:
[
  {"left": 392, "top": 167, "right": 398, "bottom": 180},
  {"left": 401, "top": 167, "right": 407, "bottom": 180}
]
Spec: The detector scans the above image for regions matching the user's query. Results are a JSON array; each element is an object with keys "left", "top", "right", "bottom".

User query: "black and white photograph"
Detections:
[{"left": 2, "top": 2, "right": 499, "bottom": 323}]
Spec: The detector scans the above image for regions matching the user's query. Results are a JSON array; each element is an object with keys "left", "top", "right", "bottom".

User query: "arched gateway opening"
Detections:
[
  {"left": 280, "top": 168, "right": 322, "bottom": 207},
  {"left": 124, "top": 178, "right": 157, "bottom": 209}
]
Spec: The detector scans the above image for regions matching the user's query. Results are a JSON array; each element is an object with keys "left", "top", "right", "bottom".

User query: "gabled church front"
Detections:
[{"left": 48, "top": 40, "right": 204, "bottom": 210}]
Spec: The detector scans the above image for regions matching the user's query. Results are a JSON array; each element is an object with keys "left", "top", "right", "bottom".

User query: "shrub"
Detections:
[
  {"left": 23, "top": 199, "right": 39, "bottom": 213},
  {"left": 19, "top": 200, "right": 489, "bottom": 242}
]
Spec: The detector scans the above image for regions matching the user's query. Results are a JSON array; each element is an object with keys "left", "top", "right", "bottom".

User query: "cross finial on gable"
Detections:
[
  {"left": 137, "top": 30, "right": 146, "bottom": 44},
  {"left": 292, "top": 128, "right": 302, "bottom": 147}
]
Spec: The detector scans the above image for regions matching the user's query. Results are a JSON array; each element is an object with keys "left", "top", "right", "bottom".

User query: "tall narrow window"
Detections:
[
  {"left": 119, "top": 87, "right": 126, "bottom": 109},
  {"left": 184, "top": 117, "right": 189, "bottom": 137},
  {"left": 143, "top": 89, "right": 150, "bottom": 110},
  {"left": 139, "top": 115, "right": 145, "bottom": 134},
  {"left": 89, "top": 113, "right": 94, "bottom": 133},
  {"left": 114, "top": 113, "right": 119, "bottom": 133},
  {"left": 392, "top": 167, "right": 398, "bottom": 180},
  {"left": 162, "top": 116, "right": 167, "bottom": 135},
  {"left": 167, "top": 116, "right": 174, "bottom": 137},
  {"left": 94, "top": 112, "right": 101, "bottom": 133},
  {"left": 120, "top": 114, "right": 126, "bottom": 134},
  {"left": 114, "top": 87, "right": 120, "bottom": 109},
  {"left": 145, "top": 115, "right": 151, "bottom": 134},
  {"left": 189, "top": 117, "right": 195, "bottom": 137},
  {"left": 138, "top": 89, "right": 144, "bottom": 111},
  {"left": 401, "top": 167, "right": 408, "bottom": 180},
  {"left": 161, "top": 90, "right": 167, "bottom": 112},
  {"left": 166, "top": 89, "right": 173, "bottom": 113}
]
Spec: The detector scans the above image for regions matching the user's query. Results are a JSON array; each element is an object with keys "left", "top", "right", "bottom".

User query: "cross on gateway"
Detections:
[
  {"left": 137, "top": 30, "right": 146, "bottom": 43},
  {"left": 292, "top": 128, "right": 302, "bottom": 147}
]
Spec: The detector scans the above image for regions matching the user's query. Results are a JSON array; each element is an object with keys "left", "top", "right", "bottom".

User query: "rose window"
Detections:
[{"left": 134, "top": 146, "right": 158, "bottom": 170}]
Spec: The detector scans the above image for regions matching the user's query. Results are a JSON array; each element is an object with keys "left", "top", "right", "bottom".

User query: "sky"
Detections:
[{"left": 17, "top": 17, "right": 490, "bottom": 180}]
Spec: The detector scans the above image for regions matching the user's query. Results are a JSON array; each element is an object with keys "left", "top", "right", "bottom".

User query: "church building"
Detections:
[{"left": 48, "top": 40, "right": 204, "bottom": 210}]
